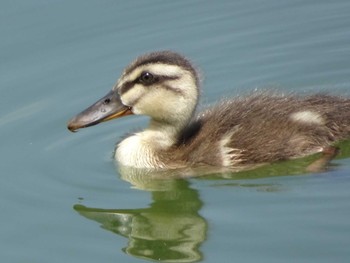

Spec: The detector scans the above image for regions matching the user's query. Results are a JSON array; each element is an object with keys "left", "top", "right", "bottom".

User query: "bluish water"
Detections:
[{"left": 1, "top": 1, "right": 350, "bottom": 262}]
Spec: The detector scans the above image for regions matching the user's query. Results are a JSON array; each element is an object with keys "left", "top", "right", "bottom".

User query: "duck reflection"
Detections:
[
  {"left": 74, "top": 171, "right": 206, "bottom": 262},
  {"left": 73, "top": 140, "right": 350, "bottom": 262}
]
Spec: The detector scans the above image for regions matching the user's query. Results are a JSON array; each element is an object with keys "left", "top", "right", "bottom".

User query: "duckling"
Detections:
[{"left": 67, "top": 51, "right": 350, "bottom": 170}]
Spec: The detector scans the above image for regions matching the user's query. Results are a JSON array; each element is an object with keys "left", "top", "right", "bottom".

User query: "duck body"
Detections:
[
  {"left": 176, "top": 94, "right": 350, "bottom": 167},
  {"left": 68, "top": 51, "right": 350, "bottom": 170},
  {"left": 116, "top": 93, "right": 350, "bottom": 169}
]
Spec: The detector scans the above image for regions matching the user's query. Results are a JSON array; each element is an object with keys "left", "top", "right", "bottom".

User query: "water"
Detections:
[{"left": 1, "top": 0, "right": 350, "bottom": 262}]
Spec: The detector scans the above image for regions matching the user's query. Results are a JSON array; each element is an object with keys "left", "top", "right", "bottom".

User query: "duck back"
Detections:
[{"left": 173, "top": 93, "right": 350, "bottom": 167}]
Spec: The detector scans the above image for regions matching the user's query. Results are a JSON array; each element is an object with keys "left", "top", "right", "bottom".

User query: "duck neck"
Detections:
[
  {"left": 115, "top": 118, "right": 188, "bottom": 169},
  {"left": 145, "top": 119, "right": 186, "bottom": 149}
]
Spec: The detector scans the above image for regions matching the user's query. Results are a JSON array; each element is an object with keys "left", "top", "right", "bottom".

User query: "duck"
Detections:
[{"left": 67, "top": 51, "right": 350, "bottom": 171}]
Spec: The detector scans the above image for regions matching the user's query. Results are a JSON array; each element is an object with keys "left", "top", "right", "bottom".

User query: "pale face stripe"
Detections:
[{"left": 117, "top": 64, "right": 191, "bottom": 96}]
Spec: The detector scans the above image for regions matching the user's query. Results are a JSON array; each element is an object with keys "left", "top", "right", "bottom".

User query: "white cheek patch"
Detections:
[{"left": 290, "top": 110, "right": 325, "bottom": 125}]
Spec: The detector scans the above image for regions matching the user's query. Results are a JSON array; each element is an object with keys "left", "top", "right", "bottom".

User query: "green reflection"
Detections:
[
  {"left": 74, "top": 140, "right": 350, "bottom": 262},
  {"left": 74, "top": 179, "right": 206, "bottom": 262}
]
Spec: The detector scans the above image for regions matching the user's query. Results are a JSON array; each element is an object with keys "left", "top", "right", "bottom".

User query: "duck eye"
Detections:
[{"left": 139, "top": 72, "right": 155, "bottom": 85}]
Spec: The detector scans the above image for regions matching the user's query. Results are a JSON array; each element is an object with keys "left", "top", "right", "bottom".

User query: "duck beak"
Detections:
[{"left": 67, "top": 90, "right": 133, "bottom": 132}]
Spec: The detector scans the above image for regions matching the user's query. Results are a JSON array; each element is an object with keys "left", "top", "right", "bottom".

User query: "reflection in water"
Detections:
[
  {"left": 74, "top": 140, "right": 350, "bottom": 262},
  {"left": 74, "top": 178, "right": 207, "bottom": 262}
]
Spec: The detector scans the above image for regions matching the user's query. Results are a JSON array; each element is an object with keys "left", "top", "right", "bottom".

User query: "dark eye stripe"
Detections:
[
  {"left": 137, "top": 74, "right": 179, "bottom": 84},
  {"left": 119, "top": 75, "right": 181, "bottom": 95},
  {"left": 119, "top": 80, "right": 135, "bottom": 95}
]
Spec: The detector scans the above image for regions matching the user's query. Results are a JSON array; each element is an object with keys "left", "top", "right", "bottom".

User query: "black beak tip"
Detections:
[
  {"left": 68, "top": 127, "right": 78, "bottom": 133},
  {"left": 67, "top": 119, "right": 80, "bottom": 133}
]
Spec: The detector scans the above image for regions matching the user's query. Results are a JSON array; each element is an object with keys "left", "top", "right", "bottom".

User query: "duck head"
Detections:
[{"left": 67, "top": 51, "right": 199, "bottom": 132}]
